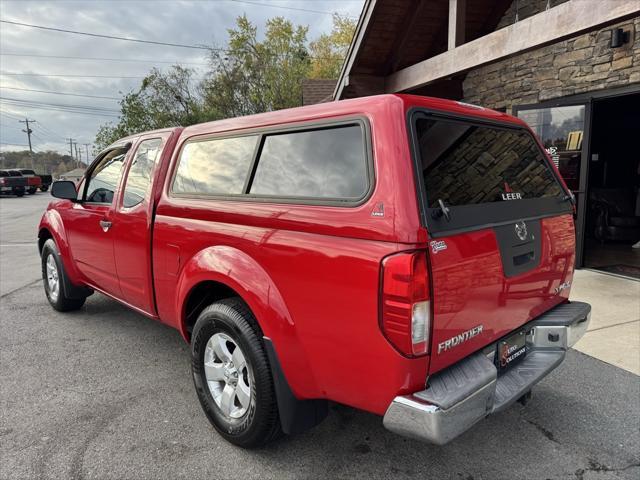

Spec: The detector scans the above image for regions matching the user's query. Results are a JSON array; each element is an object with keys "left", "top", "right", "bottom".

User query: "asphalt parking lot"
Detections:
[{"left": 1, "top": 193, "right": 639, "bottom": 480}]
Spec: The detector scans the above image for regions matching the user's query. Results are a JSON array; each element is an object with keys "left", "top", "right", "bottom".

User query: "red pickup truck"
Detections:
[
  {"left": 16, "top": 169, "right": 42, "bottom": 194},
  {"left": 39, "top": 94, "right": 590, "bottom": 448}
]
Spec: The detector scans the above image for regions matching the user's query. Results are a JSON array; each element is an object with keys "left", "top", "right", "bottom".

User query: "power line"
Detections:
[
  {"left": 229, "top": 0, "right": 357, "bottom": 17},
  {"left": 0, "top": 111, "right": 21, "bottom": 120},
  {"left": 0, "top": 52, "right": 208, "bottom": 65},
  {"left": 33, "top": 120, "right": 68, "bottom": 141},
  {"left": 31, "top": 127, "right": 66, "bottom": 144},
  {"left": 1, "top": 86, "right": 120, "bottom": 101},
  {"left": 0, "top": 102, "right": 120, "bottom": 118},
  {"left": 0, "top": 97, "right": 120, "bottom": 113},
  {"left": 31, "top": 131, "right": 59, "bottom": 145},
  {"left": 0, "top": 110, "right": 26, "bottom": 122},
  {"left": 0, "top": 72, "right": 147, "bottom": 79},
  {"left": 0, "top": 122, "right": 22, "bottom": 131},
  {"left": 30, "top": 131, "right": 48, "bottom": 143},
  {"left": 0, "top": 19, "right": 212, "bottom": 50},
  {"left": 0, "top": 38, "right": 346, "bottom": 63}
]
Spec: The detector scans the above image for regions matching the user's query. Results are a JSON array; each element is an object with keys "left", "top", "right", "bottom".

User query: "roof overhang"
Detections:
[
  {"left": 334, "top": 0, "right": 640, "bottom": 100},
  {"left": 333, "top": 0, "right": 377, "bottom": 101}
]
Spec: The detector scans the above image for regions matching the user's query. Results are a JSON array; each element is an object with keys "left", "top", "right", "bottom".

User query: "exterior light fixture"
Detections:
[{"left": 610, "top": 28, "right": 630, "bottom": 48}]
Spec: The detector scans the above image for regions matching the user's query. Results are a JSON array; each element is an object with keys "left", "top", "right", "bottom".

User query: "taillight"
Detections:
[
  {"left": 0, "top": 178, "right": 5, "bottom": 185},
  {"left": 380, "top": 251, "right": 430, "bottom": 356}
]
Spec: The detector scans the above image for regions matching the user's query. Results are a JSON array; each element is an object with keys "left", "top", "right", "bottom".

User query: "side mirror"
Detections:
[{"left": 51, "top": 181, "right": 79, "bottom": 201}]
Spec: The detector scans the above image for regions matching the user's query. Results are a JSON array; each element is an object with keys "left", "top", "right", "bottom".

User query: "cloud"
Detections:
[{"left": 0, "top": 0, "right": 363, "bottom": 156}]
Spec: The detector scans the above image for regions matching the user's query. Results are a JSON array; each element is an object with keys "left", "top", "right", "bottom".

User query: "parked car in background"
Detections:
[
  {"left": 58, "top": 168, "right": 86, "bottom": 185},
  {"left": 38, "top": 94, "right": 591, "bottom": 449},
  {"left": 36, "top": 173, "right": 53, "bottom": 192},
  {"left": 0, "top": 169, "right": 26, "bottom": 197},
  {"left": 17, "top": 169, "right": 42, "bottom": 194}
]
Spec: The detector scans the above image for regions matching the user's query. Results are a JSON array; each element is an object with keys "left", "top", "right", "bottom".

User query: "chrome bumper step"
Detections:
[
  {"left": 492, "top": 350, "right": 564, "bottom": 413},
  {"left": 383, "top": 301, "right": 591, "bottom": 445}
]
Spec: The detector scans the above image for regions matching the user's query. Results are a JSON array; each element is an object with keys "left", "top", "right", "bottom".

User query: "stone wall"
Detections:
[
  {"left": 496, "top": 0, "right": 569, "bottom": 30},
  {"left": 463, "top": 7, "right": 640, "bottom": 112}
]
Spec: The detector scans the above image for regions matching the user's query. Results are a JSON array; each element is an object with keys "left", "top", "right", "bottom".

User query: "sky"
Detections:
[{"left": 0, "top": 0, "right": 364, "bottom": 158}]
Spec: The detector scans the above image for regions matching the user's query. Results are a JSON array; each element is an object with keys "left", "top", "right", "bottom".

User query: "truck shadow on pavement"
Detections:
[{"left": 1, "top": 286, "right": 638, "bottom": 480}]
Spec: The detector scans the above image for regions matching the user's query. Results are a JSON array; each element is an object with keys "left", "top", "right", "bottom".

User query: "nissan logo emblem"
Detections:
[{"left": 515, "top": 221, "right": 528, "bottom": 241}]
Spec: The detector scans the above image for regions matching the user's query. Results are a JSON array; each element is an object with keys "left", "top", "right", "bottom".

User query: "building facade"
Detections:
[
  {"left": 332, "top": 0, "right": 640, "bottom": 273},
  {"left": 463, "top": 1, "right": 639, "bottom": 111}
]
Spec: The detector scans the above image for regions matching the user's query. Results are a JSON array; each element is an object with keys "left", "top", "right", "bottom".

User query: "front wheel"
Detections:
[
  {"left": 28, "top": 187, "right": 37, "bottom": 194},
  {"left": 41, "top": 239, "right": 86, "bottom": 311},
  {"left": 191, "top": 298, "right": 282, "bottom": 448},
  {"left": 40, "top": 185, "right": 49, "bottom": 192}
]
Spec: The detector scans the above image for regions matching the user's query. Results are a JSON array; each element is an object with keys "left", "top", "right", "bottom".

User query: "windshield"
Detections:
[{"left": 415, "top": 118, "right": 564, "bottom": 208}]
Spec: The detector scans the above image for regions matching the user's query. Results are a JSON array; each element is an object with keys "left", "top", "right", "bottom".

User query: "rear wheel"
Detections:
[
  {"left": 40, "top": 185, "right": 49, "bottom": 192},
  {"left": 16, "top": 191, "right": 24, "bottom": 197},
  {"left": 191, "top": 298, "right": 282, "bottom": 448},
  {"left": 41, "top": 239, "right": 86, "bottom": 311},
  {"left": 28, "top": 187, "right": 37, "bottom": 194}
]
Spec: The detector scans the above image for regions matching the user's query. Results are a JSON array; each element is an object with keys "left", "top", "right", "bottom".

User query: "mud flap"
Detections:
[{"left": 263, "top": 337, "right": 328, "bottom": 435}]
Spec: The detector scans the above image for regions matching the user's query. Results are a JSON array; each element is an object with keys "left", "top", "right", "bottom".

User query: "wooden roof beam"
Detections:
[
  {"left": 386, "top": 0, "right": 640, "bottom": 93},
  {"left": 384, "top": 0, "right": 430, "bottom": 74},
  {"left": 343, "top": 74, "right": 385, "bottom": 97},
  {"left": 448, "top": 0, "right": 466, "bottom": 50}
]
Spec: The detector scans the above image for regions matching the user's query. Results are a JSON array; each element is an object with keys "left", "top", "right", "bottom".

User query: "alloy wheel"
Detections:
[
  {"left": 46, "top": 254, "right": 59, "bottom": 302},
  {"left": 203, "top": 332, "right": 253, "bottom": 419}
]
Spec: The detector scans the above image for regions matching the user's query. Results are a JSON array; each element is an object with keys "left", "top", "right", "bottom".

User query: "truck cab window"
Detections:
[
  {"left": 249, "top": 125, "right": 368, "bottom": 199},
  {"left": 122, "top": 138, "right": 162, "bottom": 208},
  {"left": 85, "top": 149, "right": 127, "bottom": 204},
  {"left": 172, "top": 135, "right": 258, "bottom": 196}
]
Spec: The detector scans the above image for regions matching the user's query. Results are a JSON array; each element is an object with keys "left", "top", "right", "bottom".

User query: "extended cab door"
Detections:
[
  {"left": 66, "top": 144, "right": 132, "bottom": 297},
  {"left": 110, "top": 134, "right": 169, "bottom": 315},
  {"left": 410, "top": 112, "right": 575, "bottom": 374}
]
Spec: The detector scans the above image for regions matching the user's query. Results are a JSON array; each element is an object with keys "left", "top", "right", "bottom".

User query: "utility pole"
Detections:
[
  {"left": 84, "top": 143, "right": 91, "bottom": 166},
  {"left": 68, "top": 138, "right": 75, "bottom": 165},
  {"left": 74, "top": 143, "right": 79, "bottom": 169},
  {"left": 19, "top": 118, "right": 36, "bottom": 170}
]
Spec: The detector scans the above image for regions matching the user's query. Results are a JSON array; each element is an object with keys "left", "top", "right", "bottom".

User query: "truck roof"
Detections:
[
  {"left": 181, "top": 94, "right": 525, "bottom": 138},
  {"left": 110, "top": 94, "right": 526, "bottom": 145},
  {"left": 107, "top": 127, "right": 181, "bottom": 149}
]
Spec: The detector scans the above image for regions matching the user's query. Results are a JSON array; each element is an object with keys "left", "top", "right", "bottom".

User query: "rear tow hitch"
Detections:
[{"left": 517, "top": 390, "right": 532, "bottom": 406}]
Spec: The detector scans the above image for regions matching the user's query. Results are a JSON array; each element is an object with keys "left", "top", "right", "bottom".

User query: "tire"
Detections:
[
  {"left": 191, "top": 298, "right": 282, "bottom": 448},
  {"left": 40, "top": 185, "right": 49, "bottom": 192},
  {"left": 41, "top": 239, "right": 86, "bottom": 312},
  {"left": 16, "top": 191, "right": 24, "bottom": 197},
  {"left": 28, "top": 187, "right": 37, "bottom": 195}
]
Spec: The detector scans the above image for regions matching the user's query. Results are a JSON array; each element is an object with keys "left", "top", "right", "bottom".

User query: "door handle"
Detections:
[{"left": 99, "top": 219, "right": 112, "bottom": 232}]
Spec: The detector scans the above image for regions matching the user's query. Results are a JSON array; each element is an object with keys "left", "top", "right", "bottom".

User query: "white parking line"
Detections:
[{"left": 0, "top": 243, "right": 37, "bottom": 247}]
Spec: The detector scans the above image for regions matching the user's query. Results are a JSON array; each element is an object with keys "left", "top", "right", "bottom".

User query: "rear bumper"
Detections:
[
  {"left": 0, "top": 186, "right": 25, "bottom": 193},
  {"left": 383, "top": 301, "right": 591, "bottom": 445}
]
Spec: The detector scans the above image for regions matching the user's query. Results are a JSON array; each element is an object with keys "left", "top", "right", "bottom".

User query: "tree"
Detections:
[
  {"left": 95, "top": 66, "right": 206, "bottom": 149},
  {"left": 95, "top": 14, "right": 356, "bottom": 148},
  {"left": 203, "top": 15, "right": 311, "bottom": 117},
  {"left": 308, "top": 15, "right": 356, "bottom": 79},
  {"left": 0, "top": 150, "right": 74, "bottom": 176}
]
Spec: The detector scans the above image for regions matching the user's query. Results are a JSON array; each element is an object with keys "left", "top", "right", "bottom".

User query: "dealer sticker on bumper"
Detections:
[{"left": 496, "top": 329, "right": 526, "bottom": 371}]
